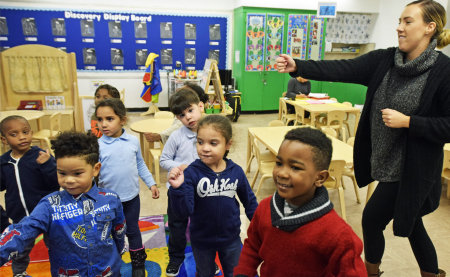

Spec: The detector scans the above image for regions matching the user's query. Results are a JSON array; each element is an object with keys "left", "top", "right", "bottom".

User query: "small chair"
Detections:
[
  {"left": 250, "top": 138, "right": 276, "bottom": 197},
  {"left": 442, "top": 149, "right": 450, "bottom": 199},
  {"left": 323, "top": 160, "right": 347, "bottom": 221},
  {"left": 32, "top": 112, "right": 61, "bottom": 156},
  {"left": 245, "top": 132, "right": 276, "bottom": 174},
  {"left": 316, "top": 110, "right": 347, "bottom": 142},
  {"left": 268, "top": 120, "right": 285, "bottom": 127},
  {"left": 279, "top": 98, "right": 296, "bottom": 126},
  {"left": 342, "top": 101, "right": 354, "bottom": 138},
  {"left": 294, "top": 105, "right": 311, "bottom": 126},
  {"left": 149, "top": 143, "right": 164, "bottom": 186},
  {"left": 321, "top": 127, "right": 338, "bottom": 138},
  {"left": 341, "top": 137, "right": 361, "bottom": 204}
]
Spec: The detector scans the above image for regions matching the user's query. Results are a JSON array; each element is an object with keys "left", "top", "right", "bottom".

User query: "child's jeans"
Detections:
[
  {"left": 192, "top": 238, "right": 242, "bottom": 277},
  {"left": 122, "top": 195, "right": 142, "bottom": 250},
  {"left": 167, "top": 191, "right": 189, "bottom": 266}
]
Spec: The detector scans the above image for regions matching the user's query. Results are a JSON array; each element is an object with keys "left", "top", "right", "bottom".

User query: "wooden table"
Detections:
[
  {"left": 129, "top": 118, "right": 174, "bottom": 164},
  {"left": 247, "top": 126, "right": 353, "bottom": 169},
  {"left": 285, "top": 99, "right": 361, "bottom": 136}
]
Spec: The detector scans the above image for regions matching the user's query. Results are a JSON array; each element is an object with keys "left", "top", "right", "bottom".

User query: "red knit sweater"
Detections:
[{"left": 234, "top": 197, "right": 367, "bottom": 277}]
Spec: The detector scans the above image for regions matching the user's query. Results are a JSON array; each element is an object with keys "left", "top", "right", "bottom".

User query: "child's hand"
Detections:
[
  {"left": 150, "top": 185, "right": 160, "bottom": 199},
  {"left": 36, "top": 149, "right": 51, "bottom": 164},
  {"left": 168, "top": 166, "right": 185, "bottom": 188}
]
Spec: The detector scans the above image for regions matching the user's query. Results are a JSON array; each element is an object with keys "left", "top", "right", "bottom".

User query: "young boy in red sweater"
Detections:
[{"left": 234, "top": 127, "right": 366, "bottom": 277}]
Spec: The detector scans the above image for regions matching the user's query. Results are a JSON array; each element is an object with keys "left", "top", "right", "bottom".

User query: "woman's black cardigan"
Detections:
[{"left": 290, "top": 48, "right": 450, "bottom": 236}]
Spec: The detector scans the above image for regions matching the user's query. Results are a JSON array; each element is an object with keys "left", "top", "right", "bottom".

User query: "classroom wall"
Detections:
[
  {"left": 3, "top": 0, "right": 449, "bottom": 109},
  {"left": 371, "top": 0, "right": 449, "bottom": 50}
]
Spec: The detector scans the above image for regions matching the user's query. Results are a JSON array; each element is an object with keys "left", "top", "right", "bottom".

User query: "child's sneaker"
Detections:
[
  {"left": 166, "top": 261, "right": 182, "bottom": 276},
  {"left": 215, "top": 263, "right": 221, "bottom": 275},
  {"left": 13, "top": 272, "right": 31, "bottom": 277}
]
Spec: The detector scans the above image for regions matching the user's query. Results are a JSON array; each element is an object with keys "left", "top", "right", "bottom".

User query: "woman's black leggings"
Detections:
[{"left": 362, "top": 181, "right": 438, "bottom": 273}]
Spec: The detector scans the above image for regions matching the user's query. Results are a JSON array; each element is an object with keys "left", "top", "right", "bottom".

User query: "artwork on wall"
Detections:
[
  {"left": 134, "top": 21, "right": 147, "bottom": 38},
  {"left": 208, "top": 49, "right": 219, "bottom": 64},
  {"left": 160, "top": 48, "right": 173, "bottom": 65},
  {"left": 209, "top": 24, "right": 221, "bottom": 40},
  {"left": 287, "top": 14, "right": 309, "bottom": 60},
  {"left": 185, "top": 23, "right": 196, "bottom": 40},
  {"left": 21, "top": 17, "right": 37, "bottom": 36},
  {"left": 264, "top": 14, "right": 284, "bottom": 71},
  {"left": 326, "top": 13, "right": 375, "bottom": 43},
  {"left": 108, "top": 21, "right": 122, "bottom": 38},
  {"left": 308, "top": 15, "right": 325, "bottom": 60},
  {"left": 185, "top": 48, "right": 196, "bottom": 64},
  {"left": 83, "top": 48, "right": 97, "bottom": 64},
  {"left": 245, "top": 13, "right": 265, "bottom": 71},
  {"left": 80, "top": 19, "right": 95, "bottom": 37},
  {"left": 0, "top": 17, "right": 8, "bottom": 35},
  {"left": 0, "top": 8, "right": 228, "bottom": 71},
  {"left": 136, "top": 49, "right": 148, "bottom": 65},
  {"left": 160, "top": 22, "right": 173, "bottom": 39},
  {"left": 51, "top": 18, "right": 66, "bottom": 36}
]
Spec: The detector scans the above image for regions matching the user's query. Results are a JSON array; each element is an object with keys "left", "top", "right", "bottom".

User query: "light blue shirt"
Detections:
[
  {"left": 160, "top": 125, "right": 198, "bottom": 188},
  {"left": 98, "top": 129, "right": 156, "bottom": 202}
]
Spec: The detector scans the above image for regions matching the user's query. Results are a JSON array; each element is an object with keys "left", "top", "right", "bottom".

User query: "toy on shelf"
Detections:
[{"left": 173, "top": 69, "right": 198, "bottom": 79}]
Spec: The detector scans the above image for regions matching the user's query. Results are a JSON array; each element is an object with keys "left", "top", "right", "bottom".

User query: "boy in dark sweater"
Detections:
[
  {"left": 234, "top": 127, "right": 366, "bottom": 277},
  {"left": 0, "top": 115, "right": 60, "bottom": 277}
]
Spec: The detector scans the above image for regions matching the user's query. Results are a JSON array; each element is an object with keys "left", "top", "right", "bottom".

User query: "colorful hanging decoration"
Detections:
[
  {"left": 264, "top": 14, "right": 284, "bottom": 71},
  {"left": 140, "top": 52, "right": 162, "bottom": 103},
  {"left": 308, "top": 15, "right": 325, "bottom": 60},
  {"left": 245, "top": 14, "right": 265, "bottom": 71},
  {"left": 287, "top": 14, "right": 309, "bottom": 60}
]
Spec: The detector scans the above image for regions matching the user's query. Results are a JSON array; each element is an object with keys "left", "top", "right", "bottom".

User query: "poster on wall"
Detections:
[
  {"left": 111, "top": 48, "right": 124, "bottom": 64},
  {"left": 160, "top": 22, "right": 173, "bottom": 39},
  {"left": 160, "top": 48, "right": 173, "bottom": 65},
  {"left": 22, "top": 17, "right": 37, "bottom": 36},
  {"left": 83, "top": 48, "right": 97, "bottom": 65},
  {"left": 185, "top": 48, "right": 196, "bottom": 64},
  {"left": 80, "top": 19, "right": 95, "bottom": 37},
  {"left": 0, "top": 17, "right": 8, "bottom": 35},
  {"left": 208, "top": 49, "right": 219, "bottom": 64},
  {"left": 287, "top": 14, "right": 309, "bottom": 60},
  {"left": 185, "top": 23, "right": 196, "bottom": 40},
  {"left": 245, "top": 13, "right": 265, "bottom": 71},
  {"left": 134, "top": 21, "right": 147, "bottom": 38},
  {"left": 308, "top": 15, "right": 325, "bottom": 60},
  {"left": 51, "top": 18, "right": 66, "bottom": 36},
  {"left": 264, "top": 14, "right": 284, "bottom": 71},
  {"left": 209, "top": 24, "right": 221, "bottom": 40},
  {"left": 135, "top": 49, "right": 148, "bottom": 66},
  {"left": 108, "top": 21, "right": 122, "bottom": 38}
]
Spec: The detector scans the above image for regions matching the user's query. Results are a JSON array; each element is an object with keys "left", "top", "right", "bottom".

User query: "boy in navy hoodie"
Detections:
[{"left": 0, "top": 115, "right": 60, "bottom": 277}]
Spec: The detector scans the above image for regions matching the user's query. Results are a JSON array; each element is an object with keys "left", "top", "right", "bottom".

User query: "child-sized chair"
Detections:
[
  {"left": 250, "top": 139, "right": 276, "bottom": 197},
  {"left": 32, "top": 112, "right": 61, "bottom": 155},
  {"left": 323, "top": 160, "right": 347, "bottom": 221},
  {"left": 279, "top": 98, "right": 296, "bottom": 126}
]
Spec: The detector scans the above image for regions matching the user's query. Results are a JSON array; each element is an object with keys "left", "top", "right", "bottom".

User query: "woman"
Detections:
[{"left": 276, "top": 1, "right": 450, "bottom": 276}]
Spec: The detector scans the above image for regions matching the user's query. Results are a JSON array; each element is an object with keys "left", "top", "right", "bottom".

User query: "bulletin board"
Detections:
[{"left": 0, "top": 8, "right": 229, "bottom": 71}]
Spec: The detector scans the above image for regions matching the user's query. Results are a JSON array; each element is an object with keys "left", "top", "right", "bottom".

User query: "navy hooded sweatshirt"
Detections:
[
  {"left": 169, "top": 158, "right": 258, "bottom": 249},
  {"left": 0, "top": 146, "right": 60, "bottom": 222}
]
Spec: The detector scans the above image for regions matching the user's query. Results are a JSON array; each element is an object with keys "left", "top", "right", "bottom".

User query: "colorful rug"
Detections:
[{"left": 0, "top": 215, "right": 223, "bottom": 277}]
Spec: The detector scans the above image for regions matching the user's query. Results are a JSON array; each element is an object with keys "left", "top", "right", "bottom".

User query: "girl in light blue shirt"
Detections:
[{"left": 96, "top": 98, "right": 159, "bottom": 277}]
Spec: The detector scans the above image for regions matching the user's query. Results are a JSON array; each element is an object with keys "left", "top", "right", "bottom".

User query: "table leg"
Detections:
[{"left": 310, "top": 112, "right": 317, "bottom": 127}]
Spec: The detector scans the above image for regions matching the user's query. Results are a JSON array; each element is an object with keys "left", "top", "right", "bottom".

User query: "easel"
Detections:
[{"left": 202, "top": 59, "right": 227, "bottom": 113}]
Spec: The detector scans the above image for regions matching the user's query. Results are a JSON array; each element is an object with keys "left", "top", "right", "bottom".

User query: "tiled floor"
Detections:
[{"left": 1, "top": 111, "right": 449, "bottom": 276}]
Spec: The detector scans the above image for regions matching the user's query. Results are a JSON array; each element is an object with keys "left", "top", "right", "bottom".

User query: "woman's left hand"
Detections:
[{"left": 381, "top": 108, "right": 410, "bottom": 128}]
